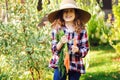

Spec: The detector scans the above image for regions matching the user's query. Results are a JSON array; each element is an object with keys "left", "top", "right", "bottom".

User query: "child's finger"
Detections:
[
  {"left": 72, "top": 45, "right": 79, "bottom": 53},
  {"left": 61, "top": 35, "right": 68, "bottom": 43}
]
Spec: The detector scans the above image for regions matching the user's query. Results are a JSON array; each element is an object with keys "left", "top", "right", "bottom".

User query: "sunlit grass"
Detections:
[{"left": 81, "top": 45, "right": 120, "bottom": 80}]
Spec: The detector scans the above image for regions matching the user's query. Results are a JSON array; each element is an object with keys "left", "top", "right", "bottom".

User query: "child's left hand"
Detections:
[{"left": 71, "top": 45, "right": 79, "bottom": 53}]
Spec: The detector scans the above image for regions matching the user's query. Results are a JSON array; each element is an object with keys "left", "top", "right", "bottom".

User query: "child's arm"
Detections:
[
  {"left": 51, "top": 29, "right": 66, "bottom": 54},
  {"left": 51, "top": 29, "right": 59, "bottom": 54},
  {"left": 56, "top": 41, "right": 63, "bottom": 50}
]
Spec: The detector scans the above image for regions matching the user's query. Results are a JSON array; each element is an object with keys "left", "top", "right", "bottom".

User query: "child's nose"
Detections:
[{"left": 68, "top": 10, "right": 71, "bottom": 13}]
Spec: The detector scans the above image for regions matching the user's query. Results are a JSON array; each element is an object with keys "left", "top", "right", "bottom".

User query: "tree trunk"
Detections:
[
  {"left": 113, "top": 0, "right": 118, "bottom": 5},
  {"left": 3, "top": 0, "right": 8, "bottom": 23}
]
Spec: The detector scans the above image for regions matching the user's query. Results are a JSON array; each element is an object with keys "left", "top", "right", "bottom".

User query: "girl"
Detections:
[{"left": 48, "top": 0, "right": 91, "bottom": 80}]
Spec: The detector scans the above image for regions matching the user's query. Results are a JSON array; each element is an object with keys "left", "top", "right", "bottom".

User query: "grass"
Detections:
[{"left": 81, "top": 45, "right": 120, "bottom": 80}]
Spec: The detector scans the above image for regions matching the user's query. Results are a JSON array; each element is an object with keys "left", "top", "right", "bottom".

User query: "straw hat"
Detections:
[{"left": 48, "top": 0, "right": 91, "bottom": 24}]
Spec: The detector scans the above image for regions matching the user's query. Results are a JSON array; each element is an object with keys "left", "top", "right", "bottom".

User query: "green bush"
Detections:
[
  {"left": 87, "top": 7, "right": 110, "bottom": 46},
  {"left": 109, "top": 3, "right": 120, "bottom": 53},
  {"left": 0, "top": 0, "right": 52, "bottom": 79}
]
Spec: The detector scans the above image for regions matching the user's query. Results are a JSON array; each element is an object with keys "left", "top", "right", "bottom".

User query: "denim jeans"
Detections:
[{"left": 53, "top": 68, "right": 81, "bottom": 80}]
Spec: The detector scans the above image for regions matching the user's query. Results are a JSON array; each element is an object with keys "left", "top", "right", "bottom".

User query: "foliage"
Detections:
[
  {"left": 88, "top": 13, "right": 111, "bottom": 46},
  {"left": 0, "top": 0, "right": 52, "bottom": 79},
  {"left": 0, "top": 20, "right": 52, "bottom": 80},
  {"left": 87, "top": 4, "right": 111, "bottom": 46},
  {"left": 109, "top": 3, "right": 120, "bottom": 54},
  {"left": 75, "top": 0, "right": 111, "bottom": 46}
]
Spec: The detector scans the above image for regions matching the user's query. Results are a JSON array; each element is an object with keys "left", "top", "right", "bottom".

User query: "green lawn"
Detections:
[{"left": 81, "top": 45, "right": 120, "bottom": 80}]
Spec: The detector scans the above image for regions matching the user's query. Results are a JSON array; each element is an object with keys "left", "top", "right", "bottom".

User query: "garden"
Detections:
[{"left": 0, "top": 0, "right": 120, "bottom": 80}]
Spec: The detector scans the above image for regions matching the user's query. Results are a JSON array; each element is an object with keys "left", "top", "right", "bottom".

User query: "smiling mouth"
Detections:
[{"left": 66, "top": 16, "right": 72, "bottom": 18}]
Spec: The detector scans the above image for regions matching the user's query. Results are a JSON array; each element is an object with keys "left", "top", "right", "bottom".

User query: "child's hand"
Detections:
[
  {"left": 71, "top": 45, "right": 79, "bottom": 53},
  {"left": 60, "top": 35, "right": 68, "bottom": 44}
]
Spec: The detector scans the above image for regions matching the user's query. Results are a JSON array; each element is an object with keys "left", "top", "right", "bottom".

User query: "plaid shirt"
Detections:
[{"left": 49, "top": 26, "right": 89, "bottom": 74}]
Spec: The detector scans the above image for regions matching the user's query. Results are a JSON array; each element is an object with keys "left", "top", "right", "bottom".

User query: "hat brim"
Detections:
[{"left": 48, "top": 8, "right": 91, "bottom": 24}]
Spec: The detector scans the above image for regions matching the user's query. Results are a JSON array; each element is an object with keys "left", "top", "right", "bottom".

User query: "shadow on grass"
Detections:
[
  {"left": 90, "top": 44, "right": 115, "bottom": 52},
  {"left": 82, "top": 71, "right": 120, "bottom": 80},
  {"left": 89, "top": 60, "right": 109, "bottom": 68},
  {"left": 82, "top": 44, "right": 120, "bottom": 80}
]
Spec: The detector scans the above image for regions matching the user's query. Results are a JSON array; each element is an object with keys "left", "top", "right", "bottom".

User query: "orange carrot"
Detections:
[
  {"left": 64, "top": 52, "right": 70, "bottom": 73},
  {"left": 73, "top": 38, "right": 77, "bottom": 46},
  {"left": 63, "top": 42, "right": 70, "bottom": 73}
]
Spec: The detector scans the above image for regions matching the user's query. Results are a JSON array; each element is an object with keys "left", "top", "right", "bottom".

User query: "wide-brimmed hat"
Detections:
[{"left": 48, "top": 0, "right": 91, "bottom": 24}]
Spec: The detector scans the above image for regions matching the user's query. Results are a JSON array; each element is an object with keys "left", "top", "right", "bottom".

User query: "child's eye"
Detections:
[
  {"left": 70, "top": 9, "right": 74, "bottom": 12},
  {"left": 64, "top": 10, "right": 68, "bottom": 13},
  {"left": 70, "top": 10, "right": 72, "bottom": 12}
]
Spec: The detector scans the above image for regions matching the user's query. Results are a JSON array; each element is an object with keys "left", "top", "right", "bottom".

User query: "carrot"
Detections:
[
  {"left": 64, "top": 51, "right": 70, "bottom": 73},
  {"left": 73, "top": 38, "right": 77, "bottom": 46},
  {"left": 57, "top": 29, "right": 71, "bottom": 75},
  {"left": 63, "top": 38, "right": 77, "bottom": 73}
]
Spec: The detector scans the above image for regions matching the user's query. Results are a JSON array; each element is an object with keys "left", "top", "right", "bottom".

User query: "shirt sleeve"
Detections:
[
  {"left": 51, "top": 29, "right": 59, "bottom": 55},
  {"left": 76, "top": 30, "right": 89, "bottom": 58}
]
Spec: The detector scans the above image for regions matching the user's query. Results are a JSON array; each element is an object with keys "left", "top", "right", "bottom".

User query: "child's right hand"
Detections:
[
  {"left": 56, "top": 35, "right": 68, "bottom": 50},
  {"left": 60, "top": 35, "right": 68, "bottom": 44}
]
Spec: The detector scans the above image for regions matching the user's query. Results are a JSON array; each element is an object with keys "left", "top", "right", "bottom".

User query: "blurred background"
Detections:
[{"left": 0, "top": 0, "right": 120, "bottom": 80}]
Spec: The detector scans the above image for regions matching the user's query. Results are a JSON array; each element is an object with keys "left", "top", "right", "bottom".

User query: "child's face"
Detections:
[{"left": 63, "top": 8, "right": 75, "bottom": 22}]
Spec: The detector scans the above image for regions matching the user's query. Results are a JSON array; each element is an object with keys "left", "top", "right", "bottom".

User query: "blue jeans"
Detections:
[{"left": 53, "top": 68, "right": 81, "bottom": 80}]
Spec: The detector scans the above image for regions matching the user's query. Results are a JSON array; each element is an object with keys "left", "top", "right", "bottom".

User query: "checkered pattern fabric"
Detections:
[{"left": 49, "top": 26, "right": 89, "bottom": 74}]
